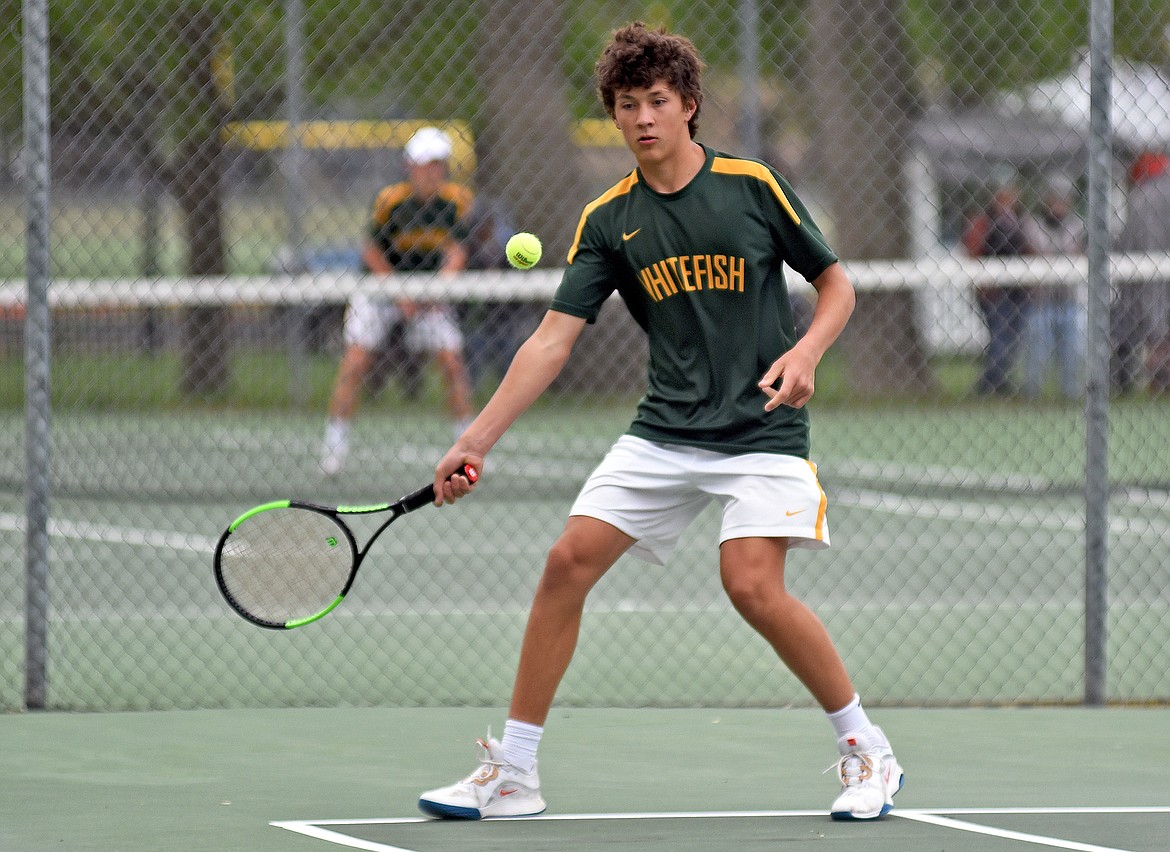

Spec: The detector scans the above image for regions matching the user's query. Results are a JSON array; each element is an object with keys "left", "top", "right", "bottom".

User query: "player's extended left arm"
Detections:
[{"left": 758, "top": 261, "right": 856, "bottom": 411}]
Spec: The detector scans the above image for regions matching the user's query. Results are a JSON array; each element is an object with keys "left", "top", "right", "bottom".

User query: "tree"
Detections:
[
  {"left": 24, "top": 2, "right": 235, "bottom": 394},
  {"left": 471, "top": 0, "right": 644, "bottom": 393},
  {"left": 471, "top": 0, "right": 595, "bottom": 264},
  {"left": 808, "top": 0, "right": 936, "bottom": 393},
  {"left": 173, "top": 6, "right": 231, "bottom": 396}
]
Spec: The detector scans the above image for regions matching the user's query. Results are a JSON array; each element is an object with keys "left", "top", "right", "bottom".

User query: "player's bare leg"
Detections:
[
  {"left": 321, "top": 345, "right": 371, "bottom": 475},
  {"left": 720, "top": 536, "right": 903, "bottom": 819},
  {"left": 418, "top": 516, "right": 631, "bottom": 819},
  {"left": 435, "top": 347, "right": 475, "bottom": 429},
  {"left": 328, "top": 345, "right": 372, "bottom": 420},
  {"left": 718, "top": 536, "right": 854, "bottom": 711},
  {"left": 508, "top": 516, "right": 634, "bottom": 725}
]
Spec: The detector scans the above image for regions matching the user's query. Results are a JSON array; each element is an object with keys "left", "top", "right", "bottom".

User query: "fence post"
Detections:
[
  {"left": 284, "top": 0, "right": 311, "bottom": 406},
  {"left": 737, "top": 0, "right": 761, "bottom": 160},
  {"left": 22, "top": 0, "right": 53, "bottom": 711},
  {"left": 1083, "top": 0, "right": 1113, "bottom": 707}
]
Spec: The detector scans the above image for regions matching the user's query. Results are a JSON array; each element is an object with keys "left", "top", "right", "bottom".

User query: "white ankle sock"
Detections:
[
  {"left": 501, "top": 719, "right": 542, "bottom": 773},
  {"left": 825, "top": 693, "right": 887, "bottom": 750},
  {"left": 323, "top": 418, "right": 349, "bottom": 454}
]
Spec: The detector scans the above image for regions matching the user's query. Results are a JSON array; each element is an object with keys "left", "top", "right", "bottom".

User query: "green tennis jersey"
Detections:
[
  {"left": 552, "top": 144, "right": 838, "bottom": 458},
  {"left": 367, "top": 181, "right": 473, "bottom": 272}
]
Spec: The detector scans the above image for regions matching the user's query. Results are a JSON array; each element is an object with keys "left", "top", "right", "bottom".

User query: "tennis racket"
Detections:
[{"left": 214, "top": 465, "right": 477, "bottom": 629}]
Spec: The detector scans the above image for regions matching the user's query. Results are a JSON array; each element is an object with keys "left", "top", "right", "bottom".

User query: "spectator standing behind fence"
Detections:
[
  {"left": 1112, "top": 151, "right": 1170, "bottom": 394},
  {"left": 320, "top": 127, "right": 476, "bottom": 476},
  {"left": 962, "top": 180, "right": 1036, "bottom": 396},
  {"left": 1021, "top": 179, "right": 1086, "bottom": 399}
]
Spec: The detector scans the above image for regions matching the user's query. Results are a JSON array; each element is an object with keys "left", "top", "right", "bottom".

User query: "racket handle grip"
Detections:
[{"left": 400, "top": 464, "right": 479, "bottom": 513}]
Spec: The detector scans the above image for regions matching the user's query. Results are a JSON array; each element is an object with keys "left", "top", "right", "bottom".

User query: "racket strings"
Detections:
[{"left": 219, "top": 508, "right": 355, "bottom": 624}]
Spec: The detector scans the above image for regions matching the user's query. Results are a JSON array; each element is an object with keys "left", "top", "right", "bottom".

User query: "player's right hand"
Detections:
[
  {"left": 759, "top": 345, "right": 817, "bottom": 410},
  {"left": 434, "top": 451, "right": 482, "bottom": 506}
]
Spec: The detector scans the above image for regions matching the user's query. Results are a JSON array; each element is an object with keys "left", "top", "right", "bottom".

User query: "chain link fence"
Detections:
[{"left": 3, "top": 0, "right": 1169, "bottom": 711}]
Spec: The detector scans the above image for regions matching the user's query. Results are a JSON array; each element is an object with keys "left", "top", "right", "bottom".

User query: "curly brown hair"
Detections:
[{"left": 595, "top": 21, "right": 705, "bottom": 139}]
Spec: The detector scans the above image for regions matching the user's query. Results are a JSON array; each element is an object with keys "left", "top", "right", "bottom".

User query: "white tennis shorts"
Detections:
[
  {"left": 343, "top": 292, "right": 464, "bottom": 353},
  {"left": 570, "top": 434, "right": 830, "bottom": 565}
]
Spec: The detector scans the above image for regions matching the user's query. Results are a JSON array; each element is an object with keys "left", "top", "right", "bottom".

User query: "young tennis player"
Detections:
[{"left": 422, "top": 21, "right": 904, "bottom": 822}]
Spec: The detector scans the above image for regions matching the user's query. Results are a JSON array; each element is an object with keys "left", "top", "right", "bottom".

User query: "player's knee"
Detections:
[
  {"left": 541, "top": 538, "right": 605, "bottom": 595},
  {"left": 340, "top": 347, "right": 371, "bottom": 379},
  {"left": 721, "top": 567, "right": 785, "bottom": 613},
  {"left": 436, "top": 350, "right": 466, "bottom": 378}
]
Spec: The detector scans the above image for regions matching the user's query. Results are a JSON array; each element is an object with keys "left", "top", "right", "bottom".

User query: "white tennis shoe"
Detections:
[
  {"left": 319, "top": 423, "right": 349, "bottom": 476},
  {"left": 418, "top": 734, "right": 546, "bottom": 820},
  {"left": 828, "top": 728, "right": 904, "bottom": 820},
  {"left": 319, "top": 450, "right": 345, "bottom": 477}
]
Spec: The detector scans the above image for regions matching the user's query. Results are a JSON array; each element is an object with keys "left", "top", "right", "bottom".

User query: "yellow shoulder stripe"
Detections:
[
  {"left": 372, "top": 183, "right": 412, "bottom": 224},
  {"left": 567, "top": 171, "right": 639, "bottom": 264},
  {"left": 439, "top": 182, "right": 475, "bottom": 218},
  {"left": 711, "top": 157, "right": 800, "bottom": 226}
]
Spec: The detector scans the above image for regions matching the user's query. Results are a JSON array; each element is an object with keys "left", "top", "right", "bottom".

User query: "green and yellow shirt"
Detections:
[
  {"left": 552, "top": 145, "right": 837, "bottom": 458},
  {"left": 368, "top": 182, "right": 473, "bottom": 272}
]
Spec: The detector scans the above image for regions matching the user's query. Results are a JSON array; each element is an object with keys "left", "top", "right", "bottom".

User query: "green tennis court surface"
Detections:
[
  {"left": 2, "top": 706, "right": 1167, "bottom": 851},
  {"left": 277, "top": 809, "right": 1170, "bottom": 851}
]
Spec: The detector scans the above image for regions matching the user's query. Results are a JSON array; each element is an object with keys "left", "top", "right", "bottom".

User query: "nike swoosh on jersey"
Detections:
[
  {"left": 785, "top": 509, "right": 806, "bottom": 517},
  {"left": 622, "top": 228, "right": 641, "bottom": 241}
]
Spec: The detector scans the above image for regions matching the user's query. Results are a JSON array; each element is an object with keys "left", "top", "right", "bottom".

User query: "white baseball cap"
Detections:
[{"left": 404, "top": 127, "right": 452, "bottom": 165}]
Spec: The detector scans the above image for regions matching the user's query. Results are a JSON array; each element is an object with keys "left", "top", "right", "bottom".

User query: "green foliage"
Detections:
[
  {"left": 907, "top": 0, "right": 1169, "bottom": 105},
  {"left": 3, "top": 0, "right": 1166, "bottom": 144},
  {"left": 298, "top": 0, "right": 478, "bottom": 119},
  {"left": 1116, "top": 0, "right": 1170, "bottom": 61},
  {"left": 906, "top": 0, "right": 1084, "bottom": 103},
  {"left": 0, "top": 1, "right": 19, "bottom": 113}
]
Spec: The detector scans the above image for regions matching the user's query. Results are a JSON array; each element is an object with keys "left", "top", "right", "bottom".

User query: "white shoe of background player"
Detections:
[{"left": 319, "top": 449, "right": 345, "bottom": 477}]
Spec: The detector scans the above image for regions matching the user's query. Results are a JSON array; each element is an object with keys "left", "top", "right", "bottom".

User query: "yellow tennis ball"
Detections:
[{"left": 505, "top": 232, "right": 542, "bottom": 269}]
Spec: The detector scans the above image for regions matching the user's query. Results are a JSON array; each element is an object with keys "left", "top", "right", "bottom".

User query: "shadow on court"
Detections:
[{"left": 1, "top": 706, "right": 1167, "bottom": 851}]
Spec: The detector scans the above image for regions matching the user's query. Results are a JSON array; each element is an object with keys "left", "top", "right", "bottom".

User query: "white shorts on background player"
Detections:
[
  {"left": 344, "top": 291, "right": 464, "bottom": 353},
  {"left": 570, "top": 434, "right": 830, "bottom": 565}
]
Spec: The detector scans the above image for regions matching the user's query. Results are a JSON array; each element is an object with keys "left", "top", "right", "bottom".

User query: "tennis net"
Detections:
[{"left": 4, "top": 253, "right": 1170, "bottom": 503}]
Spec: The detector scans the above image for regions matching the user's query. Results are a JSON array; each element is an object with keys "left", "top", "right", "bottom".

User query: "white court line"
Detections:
[
  {"left": 272, "top": 807, "right": 1170, "bottom": 852},
  {"left": 894, "top": 807, "right": 1170, "bottom": 851},
  {"left": 272, "top": 811, "right": 825, "bottom": 852},
  {"left": 271, "top": 820, "right": 410, "bottom": 852},
  {"left": 919, "top": 808, "right": 1170, "bottom": 814},
  {"left": 4, "top": 469, "right": 1167, "bottom": 558},
  {"left": 837, "top": 458, "right": 1056, "bottom": 492},
  {"left": 0, "top": 512, "right": 217, "bottom": 552},
  {"left": 838, "top": 489, "right": 1170, "bottom": 540},
  {"left": 26, "top": 597, "right": 1166, "bottom": 625}
]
